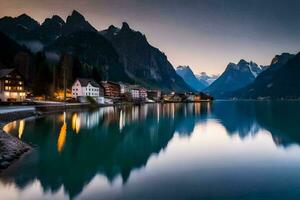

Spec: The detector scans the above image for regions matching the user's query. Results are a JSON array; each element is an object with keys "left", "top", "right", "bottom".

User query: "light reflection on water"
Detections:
[{"left": 2, "top": 102, "right": 300, "bottom": 200}]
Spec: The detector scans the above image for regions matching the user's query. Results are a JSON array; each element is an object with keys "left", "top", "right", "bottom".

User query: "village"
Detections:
[{"left": 0, "top": 68, "right": 213, "bottom": 105}]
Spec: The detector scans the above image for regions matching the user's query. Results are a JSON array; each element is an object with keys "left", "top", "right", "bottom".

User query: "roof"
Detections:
[
  {"left": 0, "top": 68, "right": 16, "bottom": 78},
  {"left": 76, "top": 78, "right": 100, "bottom": 87},
  {"left": 101, "top": 81, "right": 120, "bottom": 86}
]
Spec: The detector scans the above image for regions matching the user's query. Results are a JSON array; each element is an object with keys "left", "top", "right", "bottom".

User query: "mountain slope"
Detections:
[
  {"left": 0, "top": 31, "right": 35, "bottom": 83},
  {"left": 205, "top": 59, "right": 264, "bottom": 98},
  {"left": 0, "top": 14, "right": 39, "bottom": 41},
  {"left": 176, "top": 66, "right": 207, "bottom": 91},
  {"left": 196, "top": 72, "right": 219, "bottom": 86},
  {"left": 62, "top": 10, "right": 97, "bottom": 36},
  {"left": 0, "top": 10, "right": 97, "bottom": 44},
  {"left": 46, "top": 31, "right": 131, "bottom": 83},
  {"left": 101, "top": 22, "right": 192, "bottom": 91},
  {"left": 232, "top": 53, "right": 297, "bottom": 99}
]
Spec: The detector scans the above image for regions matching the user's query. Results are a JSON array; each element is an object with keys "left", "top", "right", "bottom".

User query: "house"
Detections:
[
  {"left": 72, "top": 78, "right": 104, "bottom": 104},
  {"left": 162, "top": 92, "right": 187, "bottom": 102},
  {"left": 118, "top": 82, "right": 130, "bottom": 94},
  {"left": 139, "top": 88, "right": 148, "bottom": 100},
  {"left": 186, "top": 93, "right": 195, "bottom": 102},
  {"left": 101, "top": 81, "right": 121, "bottom": 98},
  {"left": 147, "top": 90, "right": 161, "bottom": 101},
  {"left": 0, "top": 68, "right": 26, "bottom": 102},
  {"left": 130, "top": 86, "right": 140, "bottom": 100}
]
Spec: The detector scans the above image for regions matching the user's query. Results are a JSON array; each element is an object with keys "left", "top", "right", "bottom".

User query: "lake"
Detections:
[{"left": 2, "top": 101, "right": 300, "bottom": 200}]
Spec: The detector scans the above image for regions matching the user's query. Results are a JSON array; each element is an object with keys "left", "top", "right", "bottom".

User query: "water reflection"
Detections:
[
  {"left": 57, "top": 112, "right": 67, "bottom": 153},
  {"left": 1, "top": 102, "right": 300, "bottom": 199},
  {"left": 18, "top": 120, "right": 25, "bottom": 139}
]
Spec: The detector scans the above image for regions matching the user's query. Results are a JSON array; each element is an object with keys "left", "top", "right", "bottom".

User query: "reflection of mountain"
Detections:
[
  {"left": 254, "top": 102, "right": 300, "bottom": 147},
  {"left": 211, "top": 101, "right": 260, "bottom": 138},
  {"left": 212, "top": 101, "right": 300, "bottom": 147},
  {"left": 2, "top": 103, "right": 210, "bottom": 198}
]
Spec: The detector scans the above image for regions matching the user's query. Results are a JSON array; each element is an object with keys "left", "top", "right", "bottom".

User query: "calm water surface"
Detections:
[{"left": 2, "top": 101, "right": 300, "bottom": 200}]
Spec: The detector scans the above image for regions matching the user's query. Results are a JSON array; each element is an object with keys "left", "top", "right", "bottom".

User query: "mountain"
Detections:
[
  {"left": 196, "top": 72, "right": 219, "bottom": 86},
  {"left": 231, "top": 53, "right": 296, "bottom": 99},
  {"left": 32, "top": 15, "right": 65, "bottom": 44},
  {"left": 0, "top": 10, "right": 96, "bottom": 44},
  {"left": 204, "top": 59, "right": 265, "bottom": 98},
  {"left": 62, "top": 10, "right": 97, "bottom": 36},
  {"left": 0, "top": 14, "right": 39, "bottom": 41},
  {"left": 46, "top": 31, "right": 132, "bottom": 83},
  {"left": 101, "top": 22, "right": 192, "bottom": 91},
  {"left": 0, "top": 11, "right": 192, "bottom": 92},
  {"left": 176, "top": 66, "right": 208, "bottom": 91},
  {"left": 0, "top": 31, "right": 34, "bottom": 83}
]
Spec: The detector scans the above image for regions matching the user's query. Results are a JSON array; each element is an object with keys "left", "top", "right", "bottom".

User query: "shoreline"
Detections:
[{"left": 0, "top": 103, "right": 95, "bottom": 172}]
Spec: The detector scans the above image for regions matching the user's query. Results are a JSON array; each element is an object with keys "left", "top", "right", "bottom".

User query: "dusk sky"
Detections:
[{"left": 1, "top": 0, "right": 300, "bottom": 75}]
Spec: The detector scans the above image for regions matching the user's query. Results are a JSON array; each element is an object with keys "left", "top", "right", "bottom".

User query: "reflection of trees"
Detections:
[{"left": 2, "top": 103, "right": 210, "bottom": 199}]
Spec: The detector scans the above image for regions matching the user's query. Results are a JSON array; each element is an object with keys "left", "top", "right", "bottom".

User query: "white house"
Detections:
[
  {"left": 130, "top": 87, "right": 140, "bottom": 100},
  {"left": 72, "top": 78, "right": 104, "bottom": 104}
]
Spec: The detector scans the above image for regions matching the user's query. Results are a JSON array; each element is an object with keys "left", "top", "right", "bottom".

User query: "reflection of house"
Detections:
[
  {"left": 101, "top": 81, "right": 121, "bottom": 98},
  {"left": 0, "top": 68, "right": 26, "bottom": 102},
  {"left": 72, "top": 78, "right": 104, "bottom": 103}
]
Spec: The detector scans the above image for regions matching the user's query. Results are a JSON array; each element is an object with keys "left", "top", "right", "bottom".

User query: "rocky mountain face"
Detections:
[
  {"left": 176, "top": 66, "right": 208, "bottom": 91},
  {"left": 204, "top": 59, "right": 265, "bottom": 98},
  {"left": 196, "top": 72, "right": 219, "bottom": 86},
  {"left": 231, "top": 53, "right": 297, "bottom": 99},
  {"left": 46, "top": 31, "right": 132, "bottom": 83},
  {"left": 101, "top": 22, "right": 192, "bottom": 91},
  {"left": 0, "top": 14, "right": 39, "bottom": 41},
  {"left": 0, "top": 32, "right": 35, "bottom": 84},
  {"left": 62, "top": 10, "right": 97, "bottom": 36},
  {"left": 0, "top": 11, "right": 191, "bottom": 92}
]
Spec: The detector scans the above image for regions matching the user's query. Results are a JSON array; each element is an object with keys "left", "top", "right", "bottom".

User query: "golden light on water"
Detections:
[
  {"left": 57, "top": 112, "right": 67, "bottom": 153},
  {"left": 3, "top": 121, "right": 17, "bottom": 133},
  {"left": 72, "top": 113, "right": 81, "bottom": 134},
  {"left": 18, "top": 120, "right": 25, "bottom": 139}
]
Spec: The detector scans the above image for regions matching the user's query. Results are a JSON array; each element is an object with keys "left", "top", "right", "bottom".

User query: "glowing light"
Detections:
[
  {"left": 3, "top": 121, "right": 17, "bottom": 133},
  {"left": 18, "top": 120, "right": 25, "bottom": 139},
  {"left": 57, "top": 112, "right": 67, "bottom": 153},
  {"left": 72, "top": 113, "right": 81, "bottom": 134}
]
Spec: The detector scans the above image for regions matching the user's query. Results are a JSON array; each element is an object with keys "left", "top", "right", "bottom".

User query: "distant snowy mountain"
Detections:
[
  {"left": 176, "top": 66, "right": 208, "bottom": 91},
  {"left": 196, "top": 72, "right": 219, "bottom": 86},
  {"left": 204, "top": 59, "right": 266, "bottom": 98}
]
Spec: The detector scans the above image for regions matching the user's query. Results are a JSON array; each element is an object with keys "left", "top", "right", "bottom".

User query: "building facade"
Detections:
[
  {"left": 101, "top": 81, "right": 121, "bottom": 98},
  {"left": 0, "top": 68, "right": 26, "bottom": 102},
  {"left": 72, "top": 78, "right": 103, "bottom": 98},
  {"left": 139, "top": 88, "right": 148, "bottom": 100},
  {"left": 147, "top": 90, "right": 161, "bottom": 101}
]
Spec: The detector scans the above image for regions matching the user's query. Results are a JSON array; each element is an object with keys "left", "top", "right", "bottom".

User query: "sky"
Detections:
[{"left": 1, "top": 0, "right": 300, "bottom": 75}]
